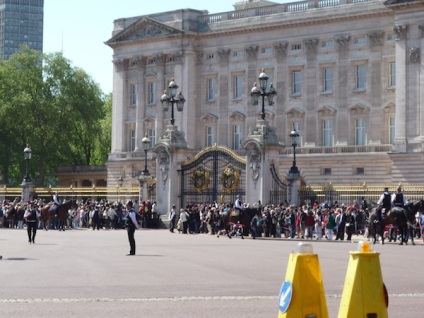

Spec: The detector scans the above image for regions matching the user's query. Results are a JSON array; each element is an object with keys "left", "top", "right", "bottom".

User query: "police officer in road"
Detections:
[
  {"left": 376, "top": 187, "right": 391, "bottom": 222},
  {"left": 24, "top": 202, "right": 40, "bottom": 244},
  {"left": 392, "top": 186, "right": 408, "bottom": 208},
  {"left": 125, "top": 201, "right": 139, "bottom": 256}
]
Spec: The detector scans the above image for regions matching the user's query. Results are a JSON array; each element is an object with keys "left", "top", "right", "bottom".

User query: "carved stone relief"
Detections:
[
  {"left": 245, "top": 46, "right": 258, "bottom": 59},
  {"left": 217, "top": 49, "right": 231, "bottom": 62},
  {"left": 157, "top": 148, "right": 170, "bottom": 186},
  {"left": 335, "top": 35, "right": 351, "bottom": 50},
  {"left": 304, "top": 39, "right": 319, "bottom": 53},
  {"left": 273, "top": 42, "right": 288, "bottom": 57},
  {"left": 409, "top": 47, "right": 420, "bottom": 63},
  {"left": 247, "top": 145, "right": 261, "bottom": 186},
  {"left": 367, "top": 31, "right": 384, "bottom": 47},
  {"left": 113, "top": 59, "right": 128, "bottom": 72},
  {"left": 393, "top": 25, "right": 408, "bottom": 40}
]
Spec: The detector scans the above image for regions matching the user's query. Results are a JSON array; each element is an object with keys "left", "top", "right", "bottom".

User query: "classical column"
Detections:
[
  {"left": 303, "top": 38, "right": 318, "bottom": 147},
  {"left": 111, "top": 58, "right": 128, "bottom": 153},
  {"left": 134, "top": 56, "right": 146, "bottom": 151},
  {"left": 217, "top": 48, "right": 231, "bottom": 145},
  {"left": 335, "top": 35, "right": 351, "bottom": 145},
  {"left": 393, "top": 25, "right": 409, "bottom": 152}
]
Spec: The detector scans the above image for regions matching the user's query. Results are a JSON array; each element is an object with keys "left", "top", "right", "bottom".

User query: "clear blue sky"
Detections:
[{"left": 42, "top": 1, "right": 250, "bottom": 95}]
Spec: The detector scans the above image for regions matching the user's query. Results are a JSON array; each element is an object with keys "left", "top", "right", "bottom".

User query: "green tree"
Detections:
[{"left": 0, "top": 46, "right": 110, "bottom": 186}]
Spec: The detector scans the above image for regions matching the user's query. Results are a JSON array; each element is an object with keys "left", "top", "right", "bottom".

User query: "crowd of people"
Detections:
[
  {"left": 0, "top": 197, "right": 159, "bottom": 231},
  {"left": 1, "top": 187, "right": 424, "bottom": 243}
]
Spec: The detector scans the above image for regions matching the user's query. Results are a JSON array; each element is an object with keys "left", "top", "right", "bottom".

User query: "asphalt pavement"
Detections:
[{"left": 1, "top": 227, "right": 423, "bottom": 317}]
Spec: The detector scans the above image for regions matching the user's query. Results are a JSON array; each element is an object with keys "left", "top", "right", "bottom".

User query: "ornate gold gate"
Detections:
[{"left": 180, "top": 145, "right": 246, "bottom": 207}]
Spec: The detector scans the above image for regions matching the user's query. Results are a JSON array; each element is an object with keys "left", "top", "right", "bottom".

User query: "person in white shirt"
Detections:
[
  {"left": 125, "top": 201, "right": 139, "bottom": 256},
  {"left": 168, "top": 205, "right": 177, "bottom": 233}
]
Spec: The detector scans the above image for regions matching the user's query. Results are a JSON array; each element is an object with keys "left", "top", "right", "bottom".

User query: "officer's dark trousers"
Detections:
[
  {"left": 27, "top": 221, "right": 37, "bottom": 243},
  {"left": 127, "top": 225, "right": 136, "bottom": 255}
]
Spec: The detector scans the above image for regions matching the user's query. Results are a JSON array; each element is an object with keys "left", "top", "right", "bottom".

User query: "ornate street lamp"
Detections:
[
  {"left": 289, "top": 128, "right": 300, "bottom": 175},
  {"left": 161, "top": 78, "right": 186, "bottom": 125},
  {"left": 23, "top": 146, "right": 32, "bottom": 182},
  {"left": 141, "top": 135, "right": 151, "bottom": 176},
  {"left": 250, "top": 69, "right": 277, "bottom": 120}
]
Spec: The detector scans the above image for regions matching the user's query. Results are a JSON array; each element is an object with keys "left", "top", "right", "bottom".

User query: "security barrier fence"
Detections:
[
  {"left": 1, "top": 184, "right": 423, "bottom": 206},
  {"left": 299, "top": 184, "right": 424, "bottom": 206}
]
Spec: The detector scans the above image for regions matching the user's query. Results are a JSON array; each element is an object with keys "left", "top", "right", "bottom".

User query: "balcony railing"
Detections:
[
  {"left": 281, "top": 144, "right": 392, "bottom": 155},
  {"left": 201, "top": 0, "right": 371, "bottom": 24}
]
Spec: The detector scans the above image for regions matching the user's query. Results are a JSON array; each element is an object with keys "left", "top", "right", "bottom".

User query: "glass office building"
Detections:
[{"left": 0, "top": 0, "right": 44, "bottom": 59}]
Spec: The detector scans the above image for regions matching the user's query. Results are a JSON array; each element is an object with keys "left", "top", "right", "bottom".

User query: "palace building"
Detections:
[{"left": 106, "top": 0, "right": 424, "bottom": 209}]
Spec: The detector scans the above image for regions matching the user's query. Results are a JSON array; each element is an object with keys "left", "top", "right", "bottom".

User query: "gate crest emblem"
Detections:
[
  {"left": 192, "top": 167, "right": 210, "bottom": 193},
  {"left": 221, "top": 165, "right": 240, "bottom": 193}
]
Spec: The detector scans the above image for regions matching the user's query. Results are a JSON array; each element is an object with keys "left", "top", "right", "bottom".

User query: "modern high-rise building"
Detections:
[{"left": 0, "top": 0, "right": 44, "bottom": 59}]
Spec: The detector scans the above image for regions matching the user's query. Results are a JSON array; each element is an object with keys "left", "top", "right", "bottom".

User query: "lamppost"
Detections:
[
  {"left": 289, "top": 128, "right": 300, "bottom": 175},
  {"left": 141, "top": 135, "right": 151, "bottom": 176},
  {"left": 23, "top": 146, "right": 32, "bottom": 183},
  {"left": 161, "top": 78, "right": 186, "bottom": 125},
  {"left": 250, "top": 69, "right": 277, "bottom": 120}
]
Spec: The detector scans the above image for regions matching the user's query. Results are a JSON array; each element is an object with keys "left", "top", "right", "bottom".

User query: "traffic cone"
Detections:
[
  {"left": 338, "top": 241, "right": 388, "bottom": 318},
  {"left": 277, "top": 243, "right": 329, "bottom": 318}
]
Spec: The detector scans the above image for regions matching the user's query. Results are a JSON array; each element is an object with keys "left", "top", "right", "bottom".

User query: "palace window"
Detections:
[
  {"left": 148, "top": 128, "right": 156, "bottom": 148},
  {"left": 129, "top": 129, "right": 136, "bottom": 151},
  {"left": 206, "top": 126, "right": 216, "bottom": 147},
  {"left": 322, "top": 67, "right": 333, "bottom": 92},
  {"left": 355, "top": 118, "right": 366, "bottom": 145},
  {"left": 206, "top": 78, "right": 215, "bottom": 101},
  {"left": 129, "top": 83, "right": 137, "bottom": 107},
  {"left": 232, "top": 125, "right": 243, "bottom": 150},
  {"left": 292, "top": 70, "right": 302, "bottom": 94},
  {"left": 147, "top": 81, "right": 156, "bottom": 105},
  {"left": 389, "top": 62, "right": 396, "bottom": 87},
  {"left": 323, "top": 120, "right": 333, "bottom": 147},
  {"left": 355, "top": 64, "right": 366, "bottom": 90},
  {"left": 389, "top": 117, "right": 395, "bottom": 144},
  {"left": 233, "top": 74, "right": 244, "bottom": 99}
]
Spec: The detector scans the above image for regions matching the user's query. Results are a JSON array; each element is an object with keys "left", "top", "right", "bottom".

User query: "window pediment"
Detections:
[
  {"left": 317, "top": 105, "right": 337, "bottom": 117},
  {"left": 349, "top": 104, "right": 370, "bottom": 116},
  {"left": 201, "top": 113, "right": 218, "bottom": 125},
  {"left": 383, "top": 102, "right": 395, "bottom": 113},
  {"left": 229, "top": 111, "right": 246, "bottom": 123},
  {"left": 286, "top": 107, "right": 305, "bottom": 119}
]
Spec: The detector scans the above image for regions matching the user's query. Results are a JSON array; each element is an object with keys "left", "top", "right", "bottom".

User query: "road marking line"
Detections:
[{"left": 0, "top": 294, "right": 423, "bottom": 304}]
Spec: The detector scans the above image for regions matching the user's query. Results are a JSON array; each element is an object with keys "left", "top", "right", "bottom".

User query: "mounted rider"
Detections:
[
  {"left": 234, "top": 195, "right": 244, "bottom": 218},
  {"left": 376, "top": 187, "right": 391, "bottom": 223},
  {"left": 392, "top": 186, "right": 409, "bottom": 222},
  {"left": 392, "top": 186, "right": 408, "bottom": 208},
  {"left": 49, "top": 191, "right": 62, "bottom": 214}
]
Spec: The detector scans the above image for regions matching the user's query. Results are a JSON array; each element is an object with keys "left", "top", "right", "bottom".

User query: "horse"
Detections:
[
  {"left": 218, "top": 207, "right": 262, "bottom": 239},
  {"left": 368, "top": 200, "right": 423, "bottom": 245},
  {"left": 40, "top": 200, "right": 78, "bottom": 231}
]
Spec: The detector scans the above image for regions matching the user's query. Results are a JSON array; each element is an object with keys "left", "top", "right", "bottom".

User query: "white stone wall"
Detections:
[{"left": 106, "top": 0, "right": 424, "bottom": 188}]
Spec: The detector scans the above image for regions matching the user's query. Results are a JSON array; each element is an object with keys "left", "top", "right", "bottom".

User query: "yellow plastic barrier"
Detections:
[
  {"left": 338, "top": 241, "right": 388, "bottom": 318},
  {"left": 278, "top": 243, "right": 329, "bottom": 318}
]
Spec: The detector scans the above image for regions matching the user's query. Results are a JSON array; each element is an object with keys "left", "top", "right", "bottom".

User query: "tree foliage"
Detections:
[{"left": 0, "top": 47, "right": 110, "bottom": 186}]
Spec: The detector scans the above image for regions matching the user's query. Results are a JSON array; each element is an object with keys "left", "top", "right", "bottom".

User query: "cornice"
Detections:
[
  {"left": 384, "top": 0, "right": 424, "bottom": 10},
  {"left": 197, "top": 7, "right": 392, "bottom": 40}
]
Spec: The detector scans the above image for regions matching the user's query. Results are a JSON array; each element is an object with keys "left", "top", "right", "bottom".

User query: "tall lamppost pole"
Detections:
[
  {"left": 250, "top": 69, "right": 277, "bottom": 120},
  {"left": 289, "top": 128, "right": 300, "bottom": 175},
  {"left": 161, "top": 78, "right": 186, "bottom": 125},
  {"left": 23, "top": 146, "right": 32, "bottom": 183},
  {"left": 141, "top": 135, "right": 151, "bottom": 176}
]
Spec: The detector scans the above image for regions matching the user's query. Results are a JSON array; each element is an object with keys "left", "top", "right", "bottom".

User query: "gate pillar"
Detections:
[
  {"left": 244, "top": 120, "right": 282, "bottom": 205},
  {"left": 153, "top": 125, "right": 190, "bottom": 215}
]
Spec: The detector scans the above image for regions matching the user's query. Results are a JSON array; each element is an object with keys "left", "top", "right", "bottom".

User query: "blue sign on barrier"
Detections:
[{"left": 279, "top": 280, "right": 293, "bottom": 313}]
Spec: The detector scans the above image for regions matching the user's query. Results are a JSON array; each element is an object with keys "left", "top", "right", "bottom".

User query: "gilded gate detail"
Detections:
[{"left": 180, "top": 145, "right": 246, "bottom": 207}]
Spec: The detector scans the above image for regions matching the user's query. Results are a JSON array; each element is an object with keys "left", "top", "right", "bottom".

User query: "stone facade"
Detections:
[{"left": 105, "top": 0, "right": 424, "bottom": 208}]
